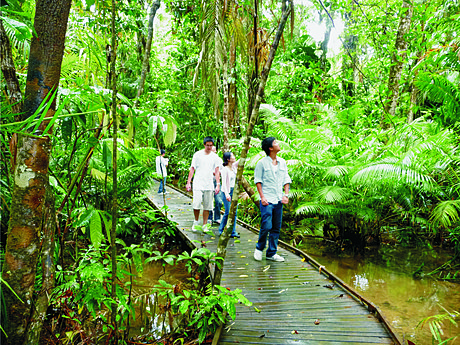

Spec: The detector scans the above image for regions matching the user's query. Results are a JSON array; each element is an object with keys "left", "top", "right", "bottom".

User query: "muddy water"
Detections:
[
  {"left": 299, "top": 240, "right": 460, "bottom": 344},
  {"left": 127, "top": 257, "right": 191, "bottom": 339}
]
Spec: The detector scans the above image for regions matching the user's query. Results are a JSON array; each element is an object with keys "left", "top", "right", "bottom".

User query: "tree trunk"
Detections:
[
  {"left": 134, "top": 0, "right": 161, "bottom": 103},
  {"left": 239, "top": 175, "right": 259, "bottom": 210},
  {"left": 228, "top": 35, "right": 237, "bottom": 138},
  {"left": 407, "top": 21, "right": 426, "bottom": 124},
  {"left": 247, "top": 0, "right": 259, "bottom": 124},
  {"left": 0, "top": 19, "right": 22, "bottom": 120},
  {"left": 110, "top": 0, "right": 119, "bottom": 332},
  {"left": 24, "top": 188, "right": 56, "bottom": 345},
  {"left": 213, "top": 0, "right": 292, "bottom": 286},
  {"left": 222, "top": 52, "right": 230, "bottom": 151},
  {"left": 2, "top": 0, "right": 72, "bottom": 343},
  {"left": 341, "top": 7, "right": 358, "bottom": 108},
  {"left": 132, "top": 0, "right": 161, "bottom": 147},
  {"left": 382, "top": 0, "right": 413, "bottom": 128}
]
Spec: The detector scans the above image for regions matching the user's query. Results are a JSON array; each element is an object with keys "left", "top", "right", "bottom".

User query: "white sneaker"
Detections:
[
  {"left": 202, "top": 223, "right": 210, "bottom": 232},
  {"left": 254, "top": 249, "right": 263, "bottom": 261},
  {"left": 191, "top": 220, "right": 200, "bottom": 232},
  {"left": 267, "top": 254, "right": 285, "bottom": 262}
]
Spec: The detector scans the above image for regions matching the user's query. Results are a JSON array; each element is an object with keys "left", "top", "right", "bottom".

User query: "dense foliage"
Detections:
[{"left": 1, "top": 0, "right": 459, "bottom": 343}]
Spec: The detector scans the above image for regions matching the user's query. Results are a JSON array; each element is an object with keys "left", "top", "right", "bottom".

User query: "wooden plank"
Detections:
[{"left": 146, "top": 184, "right": 399, "bottom": 344}]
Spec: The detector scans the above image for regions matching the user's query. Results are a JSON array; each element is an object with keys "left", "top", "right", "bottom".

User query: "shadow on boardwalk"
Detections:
[{"left": 146, "top": 183, "right": 400, "bottom": 345}]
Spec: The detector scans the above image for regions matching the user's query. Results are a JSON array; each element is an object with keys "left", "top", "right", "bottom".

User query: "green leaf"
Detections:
[
  {"left": 90, "top": 211, "right": 103, "bottom": 250},
  {"left": 163, "top": 117, "right": 177, "bottom": 147},
  {"left": 179, "top": 300, "right": 190, "bottom": 314}
]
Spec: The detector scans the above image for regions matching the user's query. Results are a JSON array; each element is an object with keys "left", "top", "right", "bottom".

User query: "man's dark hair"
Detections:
[
  {"left": 160, "top": 149, "right": 165, "bottom": 155},
  {"left": 203, "top": 136, "right": 215, "bottom": 145},
  {"left": 261, "top": 137, "right": 276, "bottom": 156}
]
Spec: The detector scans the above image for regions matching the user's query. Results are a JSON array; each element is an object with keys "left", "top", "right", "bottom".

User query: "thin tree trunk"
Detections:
[
  {"left": 239, "top": 175, "right": 258, "bottom": 210},
  {"left": 214, "top": 0, "right": 292, "bottom": 286},
  {"left": 341, "top": 7, "right": 358, "bottom": 108},
  {"left": 247, "top": 0, "right": 259, "bottom": 124},
  {"left": 320, "top": 13, "right": 332, "bottom": 72},
  {"left": 407, "top": 22, "right": 426, "bottom": 124},
  {"left": 110, "top": 0, "right": 119, "bottom": 333},
  {"left": 228, "top": 35, "right": 237, "bottom": 138},
  {"left": 2, "top": 0, "right": 71, "bottom": 343},
  {"left": 222, "top": 54, "right": 230, "bottom": 151},
  {"left": 382, "top": 0, "right": 413, "bottom": 128},
  {"left": 0, "top": 19, "right": 22, "bottom": 120},
  {"left": 57, "top": 114, "right": 105, "bottom": 215}
]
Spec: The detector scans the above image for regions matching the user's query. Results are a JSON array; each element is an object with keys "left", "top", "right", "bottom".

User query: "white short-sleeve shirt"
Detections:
[{"left": 191, "top": 150, "right": 220, "bottom": 191}]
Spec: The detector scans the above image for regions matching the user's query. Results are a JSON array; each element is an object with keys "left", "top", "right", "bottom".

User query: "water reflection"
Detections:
[
  {"left": 299, "top": 241, "right": 460, "bottom": 344},
  {"left": 126, "top": 258, "right": 191, "bottom": 340}
]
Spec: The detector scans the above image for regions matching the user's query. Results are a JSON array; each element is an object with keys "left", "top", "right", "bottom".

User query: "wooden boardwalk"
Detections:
[{"left": 147, "top": 183, "right": 401, "bottom": 345}]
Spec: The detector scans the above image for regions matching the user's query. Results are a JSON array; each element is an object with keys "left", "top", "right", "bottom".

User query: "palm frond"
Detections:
[
  {"left": 416, "top": 73, "right": 460, "bottom": 120},
  {"left": 91, "top": 168, "right": 110, "bottom": 182},
  {"left": 323, "top": 165, "right": 350, "bottom": 180},
  {"left": 351, "top": 161, "right": 434, "bottom": 189},
  {"left": 316, "top": 185, "right": 351, "bottom": 203},
  {"left": 430, "top": 200, "right": 460, "bottom": 228},
  {"left": 353, "top": 206, "right": 377, "bottom": 222},
  {"left": 295, "top": 202, "right": 340, "bottom": 216}
]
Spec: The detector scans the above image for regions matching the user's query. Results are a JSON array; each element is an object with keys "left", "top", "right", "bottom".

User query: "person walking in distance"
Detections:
[
  {"left": 186, "top": 137, "right": 221, "bottom": 232},
  {"left": 156, "top": 149, "right": 168, "bottom": 194},
  {"left": 218, "top": 151, "right": 240, "bottom": 238},
  {"left": 208, "top": 145, "right": 223, "bottom": 225},
  {"left": 253, "top": 137, "right": 291, "bottom": 262}
]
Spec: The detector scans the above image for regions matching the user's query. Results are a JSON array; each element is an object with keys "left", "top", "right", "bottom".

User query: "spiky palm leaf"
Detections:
[
  {"left": 316, "top": 185, "right": 351, "bottom": 203},
  {"left": 415, "top": 72, "right": 460, "bottom": 126},
  {"left": 295, "top": 202, "right": 341, "bottom": 216},
  {"left": 351, "top": 156, "right": 435, "bottom": 189},
  {"left": 430, "top": 200, "right": 460, "bottom": 228}
]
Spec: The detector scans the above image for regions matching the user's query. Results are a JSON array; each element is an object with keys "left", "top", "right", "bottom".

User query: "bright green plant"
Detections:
[
  {"left": 152, "top": 280, "right": 251, "bottom": 343},
  {"left": 177, "top": 247, "right": 222, "bottom": 286},
  {"left": 417, "top": 305, "right": 459, "bottom": 345}
]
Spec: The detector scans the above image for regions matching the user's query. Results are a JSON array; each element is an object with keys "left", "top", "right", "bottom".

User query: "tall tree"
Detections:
[
  {"left": 1, "top": 0, "right": 72, "bottom": 343},
  {"left": 131, "top": 0, "right": 161, "bottom": 146},
  {"left": 382, "top": 0, "right": 413, "bottom": 127},
  {"left": 214, "top": 0, "right": 293, "bottom": 286},
  {"left": 109, "top": 0, "right": 119, "bottom": 331}
]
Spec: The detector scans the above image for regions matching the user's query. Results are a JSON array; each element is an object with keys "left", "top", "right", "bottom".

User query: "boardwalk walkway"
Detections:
[{"left": 147, "top": 182, "right": 400, "bottom": 345}]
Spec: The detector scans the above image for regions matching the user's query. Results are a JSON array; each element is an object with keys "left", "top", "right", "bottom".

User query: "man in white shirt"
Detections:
[
  {"left": 155, "top": 149, "right": 168, "bottom": 194},
  {"left": 186, "top": 137, "right": 221, "bottom": 232}
]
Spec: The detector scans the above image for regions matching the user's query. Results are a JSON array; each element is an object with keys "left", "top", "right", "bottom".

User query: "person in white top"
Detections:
[
  {"left": 155, "top": 149, "right": 168, "bottom": 194},
  {"left": 218, "top": 152, "right": 239, "bottom": 238},
  {"left": 186, "top": 136, "right": 221, "bottom": 232}
]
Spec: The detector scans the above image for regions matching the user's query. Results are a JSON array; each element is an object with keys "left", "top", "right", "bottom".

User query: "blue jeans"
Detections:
[
  {"left": 208, "top": 181, "right": 223, "bottom": 222},
  {"left": 158, "top": 177, "right": 167, "bottom": 193},
  {"left": 218, "top": 188, "right": 238, "bottom": 236},
  {"left": 256, "top": 201, "right": 283, "bottom": 257}
]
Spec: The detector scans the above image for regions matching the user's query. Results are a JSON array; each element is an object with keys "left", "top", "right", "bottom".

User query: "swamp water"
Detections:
[
  {"left": 299, "top": 239, "right": 459, "bottom": 344},
  {"left": 127, "top": 254, "right": 191, "bottom": 340}
]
